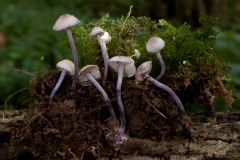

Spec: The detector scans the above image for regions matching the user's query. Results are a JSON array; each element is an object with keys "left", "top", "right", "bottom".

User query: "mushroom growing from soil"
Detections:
[
  {"left": 53, "top": 14, "right": 80, "bottom": 90},
  {"left": 90, "top": 27, "right": 110, "bottom": 86},
  {"left": 49, "top": 59, "right": 74, "bottom": 104},
  {"left": 136, "top": 61, "right": 187, "bottom": 116},
  {"left": 146, "top": 37, "right": 166, "bottom": 81},
  {"left": 78, "top": 65, "right": 116, "bottom": 119},
  {"left": 109, "top": 56, "right": 136, "bottom": 142}
]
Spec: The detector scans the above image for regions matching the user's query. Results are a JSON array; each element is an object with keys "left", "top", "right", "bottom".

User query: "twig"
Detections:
[
  {"left": 80, "top": 152, "right": 85, "bottom": 160},
  {"left": 10, "top": 70, "right": 36, "bottom": 77},
  {"left": 22, "top": 97, "right": 32, "bottom": 105},
  {"left": 3, "top": 86, "right": 29, "bottom": 119},
  {"left": 142, "top": 92, "right": 167, "bottom": 119},
  {"left": 119, "top": 5, "right": 133, "bottom": 37},
  {"left": 68, "top": 148, "right": 79, "bottom": 160}
]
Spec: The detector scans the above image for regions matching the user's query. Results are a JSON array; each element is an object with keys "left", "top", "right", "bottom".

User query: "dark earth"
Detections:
[{"left": 2, "top": 69, "right": 217, "bottom": 160}]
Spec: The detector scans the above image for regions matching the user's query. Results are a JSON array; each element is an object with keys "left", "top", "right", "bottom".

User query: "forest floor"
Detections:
[{"left": 1, "top": 71, "right": 239, "bottom": 160}]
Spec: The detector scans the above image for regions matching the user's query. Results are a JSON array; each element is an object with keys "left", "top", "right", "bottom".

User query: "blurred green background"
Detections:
[{"left": 0, "top": 0, "right": 239, "bottom": 111}]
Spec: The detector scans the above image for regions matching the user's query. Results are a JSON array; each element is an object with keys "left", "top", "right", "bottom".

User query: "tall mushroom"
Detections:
[
  {"left": 78, "top": 65, "right": 116, "bottom": 119},
  {"left": 109, "top": 56, "right": 136, "bottom": 142},
  {"left": 136, "top": 61, "right": 187, "bottom": 116},
  {"left": 146, "top": 37, "right": 165, "bottom": 81},
  {"left": 53, "top": 14, "right": 80, "bottom": 90},
  {"left": 90, "top": 27, "right": 110, "bottom": 86},
  {"left": 49, "top": 59, "right": 74, "bottom": 104}
]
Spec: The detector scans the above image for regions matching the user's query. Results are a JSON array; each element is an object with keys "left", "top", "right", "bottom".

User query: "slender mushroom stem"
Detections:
[
  {"left": 102, "top": 42, "right": 109, "bottom": 60},
  {"left": 156, "top": 51, "right": 166, "bottom": 81},
  {"left": 86, "top": 73, "right": 116, "bottom": 119},
  {"left": 97, "top": 34, "right": 109, "bottom": 86},
  {"left": 144, "top": 75, "right": 187, "bottom": 115},
  {"left": 49, "top": 70, "right": 67, "bottom": 103},
  {"left": 116, "top": 65, "right": 128, "bottom": 141},
  {"left": 66, "top": 28, "right": 78, "bottom": 90}
]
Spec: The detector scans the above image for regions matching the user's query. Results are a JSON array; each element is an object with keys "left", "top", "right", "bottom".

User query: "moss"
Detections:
[{"left": 60, "top": 12, "right": 234, "bottom": 110}]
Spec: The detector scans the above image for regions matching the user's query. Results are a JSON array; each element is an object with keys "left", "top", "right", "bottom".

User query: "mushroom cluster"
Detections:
[{"left": 49, "top": 14, "right": 188, "bottom": 146}]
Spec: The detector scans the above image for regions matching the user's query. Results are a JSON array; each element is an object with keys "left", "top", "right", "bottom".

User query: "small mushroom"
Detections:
[
  {"left": 90, "top": 27, "right": 110, "bottom": 86},
  {"left": 53, "top": 14, "right": 80, "bottom": 90},
  {"left": 130, "top": 49, "right": 141, "bottom": 59},
  {"left": 101, "top": 31, "right": 112, "bottom": 44},
  {"left": 100, "top": 31, "right": 111, "bottom": 61},
  {"left": 136, "top": 61, "right": 187, "bottom": 116},
  {"left": 49, "top": 59, "right": 74, "bottom": 104},
  {"left": 78, "top": 65, "right": 116, "bottom": 119},
  {"left": 146, "top": 37, "right": 165, "bottom": 81},
  {"left": 109, "top": 56, "right": 136, "bottom": 142}
]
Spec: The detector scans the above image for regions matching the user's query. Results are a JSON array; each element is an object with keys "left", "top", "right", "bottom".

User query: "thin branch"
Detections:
[
  {"left": 10, "top": 70, "right": 36, "bottom": 77},
  {"left": 3, "top": 86, "right": 29, "bottom": 119},
  {"left": 142, "top": 92, "right": 167, "bottom": 119}
]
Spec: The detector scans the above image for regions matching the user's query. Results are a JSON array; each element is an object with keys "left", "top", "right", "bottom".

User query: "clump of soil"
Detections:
[{"left": 9, "top": 71, "right": 192, "bottom": 159}]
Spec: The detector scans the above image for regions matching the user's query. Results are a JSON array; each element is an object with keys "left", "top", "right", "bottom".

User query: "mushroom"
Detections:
[
  {"left": 109, "top": 56, "right": 136, "bottom": 142},
  {"left": 130, "top": 49, "right": 141, "bottom": 59},
  {"left": 136, "top": 61, "right": 187, "bottom": 116},
  {"left": 53, "top": 14, "right": 80, "bottom": 90},
  {"left": 100, "top": 31, "right": 111, "bottom": 62},
  {"left": 90, "top": 27, "right": 110, "bottom": 86},
  {"left": 78, "top": 65, "right": 116, "bottom": 119},
  {"left": 146, "top": 37, "right": 166, "bottom": 81},
  {"left": 49, "top": 59, "right": 74, "bottom": 104},
  {"left": 101, "top": 31, "right": 112, "bottom": 44}
]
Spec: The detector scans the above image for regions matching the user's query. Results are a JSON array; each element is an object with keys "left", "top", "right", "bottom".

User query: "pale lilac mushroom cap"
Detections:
[
  {"left": 78, "top": 65, "right": 101, "bottom": 86},
  {"left": 146, "top": 37, "right": 165, "bottom": 53},
  {"left": 109, "top": 56, "right": 136, "bottom": 78},
  {"left": 146, "top": 37, "right": 166, "bottom": 81},
  {"left": 53, "top": 14, "right": 80, "bottom": 31},
  {"left": 135, "top": 61, "right": 152, "bottom": 82},
  {"left": 90, "top": 27, "right": 105, "bottom": 38},
  {"left": 56, "top": 59, "right": 75, "bottom": 75}
]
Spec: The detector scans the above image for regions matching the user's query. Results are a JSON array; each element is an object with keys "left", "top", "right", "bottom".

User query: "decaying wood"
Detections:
[{"left": 0, "top": 110, "right": 240, "bottom": 159}]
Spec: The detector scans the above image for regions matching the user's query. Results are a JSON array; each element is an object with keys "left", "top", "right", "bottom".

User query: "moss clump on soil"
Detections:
[
  {"left": 61, "top": 13, "right": 234, "bottom": 109},
  {"left": 9, "top": 13, "right": 234, "bottom": 159}
]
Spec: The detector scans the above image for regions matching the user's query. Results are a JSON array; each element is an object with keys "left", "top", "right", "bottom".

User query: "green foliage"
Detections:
[
  {"left": 0, "top": 0, "right": 98, "bottom": 108},
  {"left": 1, "top": 1, "right": 236, "bottom": 111},
  {"left": 34, "top": 56, "right": 46, "bottom": 76},
  {"left": 198, "top": 14, "right": 220, "bottom": 40},
  {"left": 61, "top": 26, "right": 100, "bottom": 67},
  {"left": 215, "top": 31, "right": 240, "bottom": 110},
  {"left": 60, "top": 13, "right": 235, "bottom": 110},
  {"left": 66, "top": 13, "right": 226, "bottom": 82}
]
